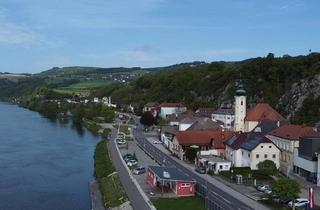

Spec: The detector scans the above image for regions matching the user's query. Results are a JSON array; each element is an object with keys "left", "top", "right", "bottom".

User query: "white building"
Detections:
[
  {"left": 212, "top": 109, "right": 234, "bottom": 129},
  {"left": 158, "top": 102, "right": 187, "bottom": 119},
  {"left": 197, "top": 154, "right": 231, "bottom": 174},
  {"left": 225, "top": 132, "right": 280, "bottom": 170},
  {"left": 234, "top": 83, "right": 246, "bottom": 132},
  {"left": 102, "top": 96, "right": 117, "bottom": 108}
]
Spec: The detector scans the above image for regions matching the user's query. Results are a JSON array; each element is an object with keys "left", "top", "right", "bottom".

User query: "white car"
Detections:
[
  {"left": 257, "top": 185, "right": 271, "bottom": 193},
  {"left": 153, "top": 140, "right": 161, "bottom": 144},
  {"left": 288, "top": 198, "right": 309, "bottom": 208},
  {"left": 127, "top": 160, "right": 138, "bottom": 167}
]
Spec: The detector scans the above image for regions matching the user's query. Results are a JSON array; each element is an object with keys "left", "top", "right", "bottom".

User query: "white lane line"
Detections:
[{"left": 209, "top": 190, "right": 231, "bottom": 205}]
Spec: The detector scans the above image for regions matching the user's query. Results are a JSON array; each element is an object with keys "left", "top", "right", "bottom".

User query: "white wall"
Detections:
[
  {"left": 250, "top": 143, "right": 280, "bottom": 170},
  {"left": 159, "top": 107, "right": 187, "bottom": 118},
  {"left": 234, "top": 95, "right": 246, "bottom": 132},
  {"left": 293, "top": 148, "right": 317, "bottom": 173},
  {"left": 179, "top": 123, "right": 192, "bottom": 131},
  {"left": 244, "top": 121, "right": 258, "bottom": 132},
  {"left": 212, "top": 113, "right": 234, "bottom": 129}
]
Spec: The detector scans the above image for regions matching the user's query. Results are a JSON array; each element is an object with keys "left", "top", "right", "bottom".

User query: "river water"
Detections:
[{"left": 0, "top": 103, "right": 100, "bottom": 210}]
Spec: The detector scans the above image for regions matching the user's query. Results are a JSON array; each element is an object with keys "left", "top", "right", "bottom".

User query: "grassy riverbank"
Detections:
[
  {"left": 94, "top": 130, "right": 128, "bottom": 208},
  {"left": 152, "top": 197, "right": 206, "bottom": 210}
]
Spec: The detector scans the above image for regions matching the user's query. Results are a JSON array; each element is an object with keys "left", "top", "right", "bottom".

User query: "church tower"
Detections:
[{"left": 234, "top": 81, "right": 246, "bottom": 132}]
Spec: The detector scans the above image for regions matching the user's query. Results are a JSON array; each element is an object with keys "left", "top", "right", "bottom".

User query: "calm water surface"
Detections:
[{"left": 0, "top": 103, "right": 100, "bottom": 210}]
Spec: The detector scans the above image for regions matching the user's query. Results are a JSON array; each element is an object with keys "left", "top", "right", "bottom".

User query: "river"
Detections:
[{"left": 0, "top": 103, "right": 100, "bottom": 210}]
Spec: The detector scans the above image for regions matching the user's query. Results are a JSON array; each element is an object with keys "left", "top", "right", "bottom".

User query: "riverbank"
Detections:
[{"left": 93, "top": 130, "right": 128, "bottom": 209}]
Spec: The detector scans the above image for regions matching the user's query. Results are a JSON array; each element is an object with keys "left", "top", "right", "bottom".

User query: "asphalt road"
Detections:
[
  {"left": 131, "top": 116, "right": 269, "bottom": 210},
  {"left": 107, "top": 128, "right": 152, "bottom": 210}
]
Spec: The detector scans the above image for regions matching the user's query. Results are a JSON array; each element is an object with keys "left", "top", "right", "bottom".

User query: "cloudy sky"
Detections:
[{"left": 0, "top": 0, "right": 319, "bottom": 73}]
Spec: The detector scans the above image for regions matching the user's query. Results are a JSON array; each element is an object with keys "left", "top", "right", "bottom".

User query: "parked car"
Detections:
[
  {"left": 288, "top": 198, "right": 309, "bottom": 208},
  {"left": 257, "top": 185, "right": 271, "bottom": 193},
  {"left": 153, "top": 140, "right": 161, "bottom": 144},
  {"left": 117, "top": 140, "right": 127, "bottom": 145},
  {"left": 127, "top": 159, "right": 138, "bottom": 167},
  {"left": 133, "top": 166, "right": 146, "bottom": 175},
  {"left": 195, "top": 167, "right": 206, "bottom": 174}
]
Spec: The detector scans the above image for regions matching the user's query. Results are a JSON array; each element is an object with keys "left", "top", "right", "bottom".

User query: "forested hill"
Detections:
[{"left": 92, "top": 53, "right": 320, "bottom": 126}]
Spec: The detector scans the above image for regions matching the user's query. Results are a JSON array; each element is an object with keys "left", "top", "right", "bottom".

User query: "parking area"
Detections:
[{"left": 119, "top": 140, "right": 160, "bottom": 195}]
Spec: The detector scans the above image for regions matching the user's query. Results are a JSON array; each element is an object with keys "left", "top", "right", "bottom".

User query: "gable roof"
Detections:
[
  {"left": 268, "top": 124, "right": 320, "bottom": 140},
  {"left": 144, "top": 102, "right": 159, "bottom": 107},
  {"left": 175, "top": 130, "right": 234, "bottom": 149},
  {"left": 225, "top": 132, "right": 274, "bottom": 151},
  {"left": 158, "top": 102, "right": 185, "bottom": 108},
  {"left": 187, "top": 117, "right": 222, "bottom": 131},
  {"left": 148, "top": 166, "right": 195, "bottom": 182},
  {"left": 245, "top": 103, "right": 284, "bottom": 122},
  {"left": 167, "top": 110, "right": 195, "bottom": 122},
  {"left": 253, "top": 119, "right": 289, "bottom": 135}
]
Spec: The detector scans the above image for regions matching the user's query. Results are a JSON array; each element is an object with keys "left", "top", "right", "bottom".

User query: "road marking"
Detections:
[{"left": 209, "top": 190, "right": 231, "bottom": 204}]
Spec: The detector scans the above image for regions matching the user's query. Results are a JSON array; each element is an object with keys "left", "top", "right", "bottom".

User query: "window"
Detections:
[
  {"left": 241, "top": 101, "right": 243, "bottom": 105},
  {"left": 273, "top": 154, "right": 276, "bottom": 159},
  {"left": 181, "top": 183, "right": 190, "bottom": 187},
  {"left": 264, "top": 154, "right": 268, "bottom": 158},
  {"left": 219, "top": 165, "right": 223, "bottom": 169},
  {"left": 242, "top": 151, "right": 244, "bottom": 155},
  {"left": 261, "top": 145, "right": 264, "bottom": 148},
  {"left": 269, "top": 146, "right": 272, "bottom": 148},
  {"left": 256, "top": 154, "right": 259, "bottom": 158},
  {"left": 248, "top": 153, "right": 250, "bottom": 158}
]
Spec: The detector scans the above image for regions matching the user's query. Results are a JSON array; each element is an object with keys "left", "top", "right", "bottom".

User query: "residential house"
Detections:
[
  {"left": 102, "top": 96, "right": 117, "bottom": 108},
  {"left": 196, "top": 153, "right": 231, "bottom": 174},
  {"left": 147, "top": 166, "right": 196, "bottom": 197},
  {"left": 293, "top": 136, "right": 320, "bottom": 186},
  {"left": 267, "top": 125, "right": 320, "bottom": 174},
  {"left": 225, "top": 132, "right": 280, "bottom": 170},
  {"left": 195, "top": 108, "right": 215, "bottom": 118},
  {"left": 167, "top": 110, "right": 194, "bottom": 126},
  {"left": 143, "top": 102, "right": 159, "bottom": 117},
  {"left": 160, "top": 125, "right": 178, "bottom": 148},
  {"left": 186, "top": 117, "right": 223, "bottom": 132},
  {"left": 252, "top": 119, "right": 289, "bottom": 135},
  {"left": 244, "top": 103, "right": 285, "bottom": 132},
  {"left": 158, "top": 102, "right": 187, "bottom": 118},
  {"left": 212, "top": 109, "right": 234, "bottom": 130},
  {"left": 171, "top": 130, "right": 234, "bottom": 160}
]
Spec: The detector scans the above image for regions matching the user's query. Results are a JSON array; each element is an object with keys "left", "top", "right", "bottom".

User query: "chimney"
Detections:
[{"left": 277, "top": 121, "right": 280, "bottom": 127}]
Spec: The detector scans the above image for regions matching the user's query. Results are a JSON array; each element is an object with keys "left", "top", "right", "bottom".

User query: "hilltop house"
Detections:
[
  {"left": 158, "top": 102, "right": 187, "bottom": 118},
  {"left": 244, "top": 103, "right": 285, "bottom": 132},
  {"left": 225, "top": 132, "right": 280, "bottom": 170},
  {"left": 266, "top": 124, "right": 320, "bottom": 174}
]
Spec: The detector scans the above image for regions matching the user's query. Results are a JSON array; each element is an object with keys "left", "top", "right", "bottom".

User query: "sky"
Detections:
[{"left": 0, "top": 0, "right": 319, "bottom": 73}]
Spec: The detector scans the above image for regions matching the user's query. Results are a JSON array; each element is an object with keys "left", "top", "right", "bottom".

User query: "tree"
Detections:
[
  {"left": 270, "top": 178, "right": 300, "bottom": 202},
  {"left": 140, "top": 111, "right": 155, "bottom": 126},
  {"left": 257, "top": 160, "right": 277, "bottom": 176},
  {"left": 101, "top": 106, "right": 115, "bottom": 123},
  {"left": 185, "top": 147, "right": 198, "bottom": 162}
]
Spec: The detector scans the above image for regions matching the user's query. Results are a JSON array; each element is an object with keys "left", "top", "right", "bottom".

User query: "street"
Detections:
[{"left": 131, "top": 116, "right": 270, "bottom": 210}]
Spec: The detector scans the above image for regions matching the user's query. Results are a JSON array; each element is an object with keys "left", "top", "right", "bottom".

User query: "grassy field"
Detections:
[
  {"left": 53, "top": 79, "right": 113, "bottom": 96},
  {"left": 152, "top": 197, "right": 206, "bottom": 210}
]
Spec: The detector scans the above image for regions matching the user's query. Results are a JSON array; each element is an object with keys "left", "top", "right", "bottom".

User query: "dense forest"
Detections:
[{"left": 92, "top": 53, "right": 320, "bottom": 126}]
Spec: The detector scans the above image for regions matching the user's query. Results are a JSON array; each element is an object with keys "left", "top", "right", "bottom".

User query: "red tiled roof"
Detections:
[
  {"left": 158, "top": 102, "right": 184, "bottom": 108},
  {"left": 245, "top": 103, "right": 285, "bottom": 122},
  {"left": 175, "top": 130, "right": 234, "bottom": 149},
  {"left": 268, "top": 124, "right": 320, "bottom": 140}
]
